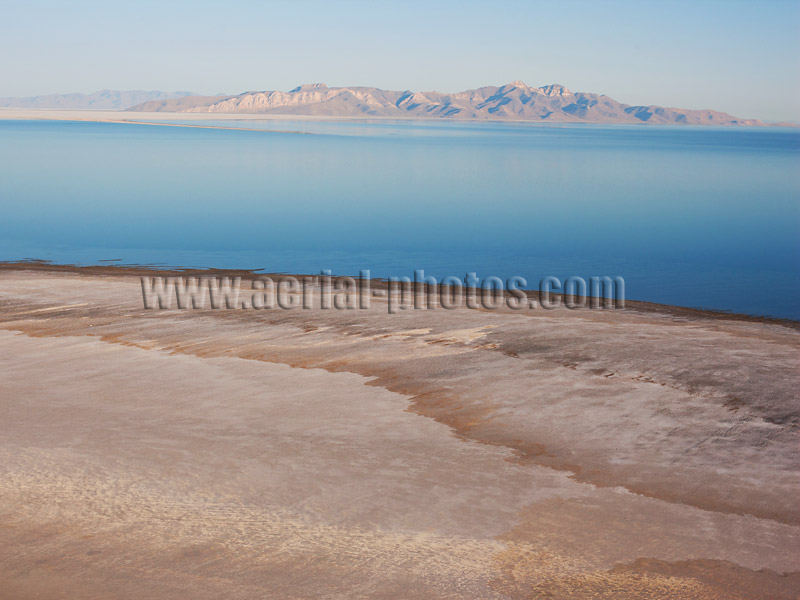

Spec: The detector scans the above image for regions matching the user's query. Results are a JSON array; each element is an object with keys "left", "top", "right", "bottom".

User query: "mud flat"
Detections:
[{"left": 0, "top": 265, "right": 798, "bottom": 599}]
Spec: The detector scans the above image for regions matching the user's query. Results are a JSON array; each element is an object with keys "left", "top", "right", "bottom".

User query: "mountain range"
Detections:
[
  {"left": 0, "top": 83, "right": 768, "bottom": 125},
  {"left": 0, "top": 90, "right": 196, "bottom": 110},
  {"left": 127, "top": 81, "right": 763, "bottom": 125}
]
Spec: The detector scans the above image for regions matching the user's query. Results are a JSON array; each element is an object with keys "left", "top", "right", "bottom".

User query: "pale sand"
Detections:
[
  {"left": 0, "top": 108, "right": 404, "bottom": 124},
  {"left": 0, "top": 108, "right": 356, "bottom": 120},
  {"left": 0, "top": 267, "right": 798, "bottom": 599},
  {"left": 0, "top": 108, "right": 384, "bottom": 135}
]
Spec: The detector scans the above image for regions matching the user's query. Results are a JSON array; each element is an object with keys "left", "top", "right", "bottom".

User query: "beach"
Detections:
[
  {"left": 0, "top": 108, "right": 409, "bottom": 126},
  {"left": 0, "top": 264, "right": 798, "bottom": 599}
]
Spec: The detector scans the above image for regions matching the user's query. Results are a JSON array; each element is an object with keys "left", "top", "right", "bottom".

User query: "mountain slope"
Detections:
[
  {"left": 0, "top": 90, "right": 197, "bottom": 110},
  {"left": 126, "top": 95, "right": 229, "bottom": 112},
  {"left": 124, "top": 81, "right": 761, "bottom": 125}
]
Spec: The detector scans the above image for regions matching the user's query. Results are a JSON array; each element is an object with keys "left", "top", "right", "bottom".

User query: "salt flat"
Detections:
[
  {"left": 0, "top": 107, "right": 389, "bottom": 123},
  {"left": 0, "top": 267, "right": 798, "bottom": 599}
]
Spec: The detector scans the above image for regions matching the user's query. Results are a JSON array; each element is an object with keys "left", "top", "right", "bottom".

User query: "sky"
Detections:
[{"left": 1, "top": 0, "right": 798, "bottom": 121}]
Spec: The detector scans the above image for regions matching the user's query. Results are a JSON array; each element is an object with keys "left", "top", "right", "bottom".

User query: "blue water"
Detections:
[{"left": 1, "top": 118, "right": 798, "bottom": 319}]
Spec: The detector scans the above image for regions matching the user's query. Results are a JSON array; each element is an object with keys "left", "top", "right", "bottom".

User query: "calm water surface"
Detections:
[{"left": 0, "top": 119, "right": 798, "bottom": 319}]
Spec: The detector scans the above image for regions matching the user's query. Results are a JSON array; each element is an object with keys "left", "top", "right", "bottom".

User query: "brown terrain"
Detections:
[{"left": 0, "top": 264, "right": 798, "bottom": 599}]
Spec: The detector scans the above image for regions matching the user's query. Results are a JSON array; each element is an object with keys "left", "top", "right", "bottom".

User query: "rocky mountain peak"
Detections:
[
  {"left": 537, "top": 84, "right": 573, "bottom": 96},
  {"left": 289, "top": 83, "right": 330, "bottom": 93}
]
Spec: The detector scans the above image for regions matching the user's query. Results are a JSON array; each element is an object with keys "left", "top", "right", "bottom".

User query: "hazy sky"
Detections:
[{"left": 2, "top": 0, "right": 798, "bottom": 121}]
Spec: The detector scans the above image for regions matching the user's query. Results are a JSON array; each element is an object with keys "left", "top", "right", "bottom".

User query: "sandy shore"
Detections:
[
  {"left": 0, "top": 108, "right": 358, "bottom": 122},
  {"left": 0, "top": 108, "right": 444, "bottom": 129},
  {"left": 0, "top": 108, "right": 347, "bottom": 137},
  {"left": 0, "top": 265, "right": 798, "bottom": 599}
]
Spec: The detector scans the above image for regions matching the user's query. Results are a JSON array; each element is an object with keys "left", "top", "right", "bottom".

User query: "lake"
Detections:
[{"left": 0, "top": 118, "right": 798, "bottom": 319}]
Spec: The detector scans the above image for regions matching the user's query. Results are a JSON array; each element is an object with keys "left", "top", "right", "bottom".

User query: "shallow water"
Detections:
[{"left": 0, "top": 118, "right": 798, "bottom": 318}]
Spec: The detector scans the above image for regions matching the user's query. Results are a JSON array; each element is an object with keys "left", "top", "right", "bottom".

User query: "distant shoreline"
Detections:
[
  {"left": 0, "top": 108, "right": 796, "bottom": 128},
  {"left": 1, "top": 260, "right": 796, "bottom": 328}
]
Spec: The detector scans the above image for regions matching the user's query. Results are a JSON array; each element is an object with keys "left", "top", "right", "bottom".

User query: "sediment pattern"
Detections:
[{"left": 0, "top": 267, "right": 797, "bottom": 598}]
